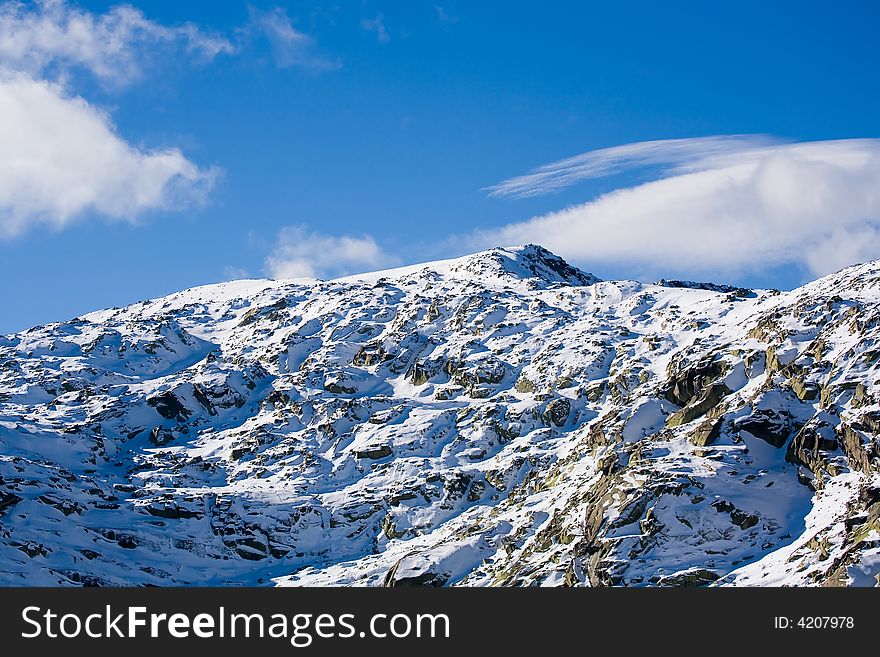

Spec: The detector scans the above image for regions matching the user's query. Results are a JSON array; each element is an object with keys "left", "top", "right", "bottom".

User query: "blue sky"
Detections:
[{"left": 2, "top": 0, "right": 880, "bottom": 334}]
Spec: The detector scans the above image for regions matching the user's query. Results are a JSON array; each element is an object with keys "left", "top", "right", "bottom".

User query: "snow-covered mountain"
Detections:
[{"left": 2, "top": 244, "right": 879, "bottom": 586}]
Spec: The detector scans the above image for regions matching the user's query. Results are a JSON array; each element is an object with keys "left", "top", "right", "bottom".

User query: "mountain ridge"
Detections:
[{"left": 1, "top": 246, "right": 879, "bottom": 587}]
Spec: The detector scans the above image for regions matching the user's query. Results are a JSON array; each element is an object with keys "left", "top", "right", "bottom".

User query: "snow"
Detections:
[{"left": 1, "top": 246, "right": 879, "bottom": 586}]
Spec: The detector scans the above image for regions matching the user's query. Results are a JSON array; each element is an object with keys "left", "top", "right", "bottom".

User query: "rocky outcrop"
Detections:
[
  {"left": 662, "top": 356, "right": 727, "bottom": 407},
  {"left": 734, "top": 409, "right": 796, "bottom": 448},
  {"left": 147, "top": 391, "right": 191, "bottom": 422},
  {"left": 666, "top": 382, "right": 731, "bottom": 427},
  {"left": 542, "top": 398, "right": 571, "bottom": 427}
]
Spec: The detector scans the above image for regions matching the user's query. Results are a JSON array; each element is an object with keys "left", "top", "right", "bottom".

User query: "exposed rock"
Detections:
[
  {"left": 734, "top": 409, "right": 795, "bottom": 448},
  {"left": 657, "top": 569, "right": 720, "bottom": 587},
  {"left": 854, "top": 410, "right": 880, "bottom": 434},
  {"left": 147, "top": 391, "right": 191, "bottom": 422},
  {"left": 0, "top": 491, "right": 21, "bottom": 516},
  {"left": 323, "top": 381, "right": 357, "bottom": 395},
  {"left": 838, "top": 424, "right": 876, "bottom": 474},
  {"left": 356, "top": 445, "right": 393, "bottom": 460},
  {"left": 786, "top": 424, "right": 839, "bottom": 472},
  {"left": 690, "top": 417, "right": 722, "bottom": 447},
  {"left": 585, "top": 380, "right": 606, "bottom": 402},
  {"left": 149, "top": 427, "right": 175, "bottom": 447},
  {"left": 145, "top": 502, "right": 203, "bottom": 520},
  {"left": 791, "top": 377, "right": 819, "bottom": 401},
  {"left": 662, "top": 356, "right": 727, "bottom": 407},
  {"left": 515, "top": 377, "right": 536, "bottom": 393},
  {"left": 383, "top": 556, "right": 450, "bottom": 587},
  {"left": 542, "top": 398, "right": 571, "bottom": 427},
  {"left": 666, "top": 382, "right": 731, "bottom": 427}
]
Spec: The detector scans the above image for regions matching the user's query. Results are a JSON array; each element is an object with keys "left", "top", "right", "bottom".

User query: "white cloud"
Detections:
[
  {"left": 478, "top": 137, "right": 880, "bottom": 278},
  {"left": 265, "top": 226, "right": 395, "bottom": 279},
  {"left": 0, "top": 2, "right": 341, "bottom": 239},
  {"left": 0, "top": 0, "right": 234, "bottom": 86},
  {"left": 485, "top": 135, "right": 781, "bottom": 199},
  {"left": 361, "top": 15, "right": 389, "bottom": 45},
  {"left": 0, "top": 72, "right": 216, "bottom": 236},
  {"left": 247, "top": 6, "right": 340, "bottom": 71},
  {"left": 0, "top": 1, "right": 235, "bottom": 237}
]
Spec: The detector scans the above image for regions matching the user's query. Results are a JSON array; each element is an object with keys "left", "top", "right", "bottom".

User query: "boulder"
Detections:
[
  {"left": 542, "top": 398, "right": 571, "bottom": 427},
  {"left": 734, "top": 408, "right": 793, "bottom": 448},
  {"left": 666, "top": 382, "right": 731, "bottom": 427},
  {"left": 147, "top": 391, "right": 191, "bottom": 422},
  {"left": 658, "top": 569, "right": 720, "bottom": 587},
  {"left": 791, "top": 377, "right": 819, "bottom": 401},
  {"left": 356, "top": 445, "right": 392, "bottom": 460},
  {"left": 383, "top": 556, "right": 449, "bottom": 587},
  {"left": 690, "top": 417, "right": 722, "bottom": 447},
  {"left": 662, "top": 356, "right": 727, "bottom": 407},
  {"left": 149, "top": 427, "right": 175, "bottom": 447}
]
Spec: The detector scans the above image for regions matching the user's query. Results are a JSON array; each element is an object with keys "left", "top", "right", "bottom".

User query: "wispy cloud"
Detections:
[
  {"left": 485, "top": 135, "right": 783, "bottom": 199},
  {"left": 0, "top": 0, "right": 234, "bottom": 87},
  {"left": 265, "top": 226, "right": 396, "bottom": 279},
  {"left": 247, "top": 6, "right": 340, "bottom": 71},
  {"left": 478, "top": 137, "right": 880, "bottom": 278},
  {"left": 223, "top": 265, "right": 252, "bottom": 280},
  {"left": 0, "top": 1, "right": 340, "bottom": 82},
  {"left": 360, "top": 14, "right": 389, "bottom": 45},
  {"left": 433, "top": 6, "right": 459, "bottom": 25}
]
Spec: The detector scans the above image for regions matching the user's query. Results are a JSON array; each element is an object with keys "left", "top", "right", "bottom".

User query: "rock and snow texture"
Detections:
[{"left": 1, "top": 243, "right": 880, "bottom": 587}]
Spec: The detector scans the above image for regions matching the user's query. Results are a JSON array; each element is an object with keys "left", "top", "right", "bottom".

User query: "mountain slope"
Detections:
[{"left": 1, "top": 244, "right": 879, "bottom": 586}]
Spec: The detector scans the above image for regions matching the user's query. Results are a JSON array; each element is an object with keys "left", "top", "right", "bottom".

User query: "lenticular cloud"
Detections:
[{"left": 479, "top": 136, "right": 880, "bottom": 278}]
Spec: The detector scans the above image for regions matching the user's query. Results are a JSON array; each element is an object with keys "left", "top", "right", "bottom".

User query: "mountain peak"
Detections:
[
  {"left": 451, "top": 245, "right": 600, "bottom": 287},
  {"left": 341, "top": 244, "right": 599, "bottom": 289}
]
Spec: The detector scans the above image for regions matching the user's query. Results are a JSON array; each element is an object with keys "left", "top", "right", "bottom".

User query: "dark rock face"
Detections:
[
  {"left": 147, "top": 391, "right": 191, "bottom": 422},
  {"left": 542, "top": 398, "right": 571, "bottom": 427},
  {"left": 690, "top": 417, "right": 722, "bottom": 446},
  {"left": 656, "top": 279, "right": 752, "bottom": 296},
  {"left": 0, "top": 491, "right": 21, "bottom": 516},
  {"left": 149, "top": 427, "right": 175, "bottom": 447},
  {"left": 662, "top": 356, "right": 727, "bottom": 407},
  {"left": 734, "top": 409, "right": 796, "bottom": 448},
  {"left": 838, "top": 424, "right": 877, "bottom": 474},
  {"left": 786, "top": 424, "right": 839, "bottom": 472},
  {"left": 520, "top": 245, "right": 600, "bottom": 287},
  {"left": 145, "top": 503, "right": 203, "bottom": 520},
  {"left": 356, "top": 445, "right": 393, "bottom": 460},
  {"left": 666, "top": 382, "right": 731, "bottom": 427}
]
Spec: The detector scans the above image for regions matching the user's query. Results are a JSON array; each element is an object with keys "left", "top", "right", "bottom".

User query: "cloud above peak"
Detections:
[
  {"left": 266, "top": 226, "right": 396, "bottom": 280},
  {"left": 485, "top": 134, "right": 784, "bottom": 199},
  {"left": 479, "top": 136, "right": 880, "bottom": 279}
]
